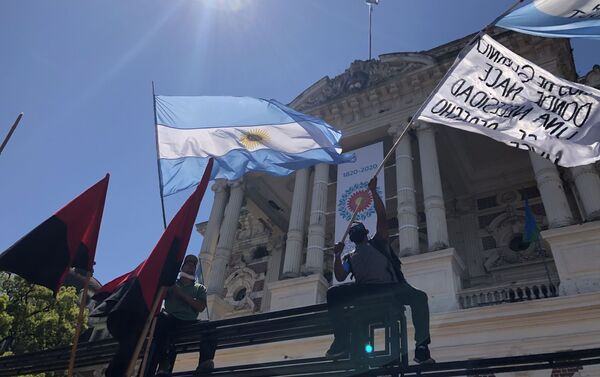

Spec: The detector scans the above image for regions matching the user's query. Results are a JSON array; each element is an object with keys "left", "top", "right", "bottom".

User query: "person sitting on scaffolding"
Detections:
[{"left": 325, "top": 176, "right": 435, "bottom": 364}]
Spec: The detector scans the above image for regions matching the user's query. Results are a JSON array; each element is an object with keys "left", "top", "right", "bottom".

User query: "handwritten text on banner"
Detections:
[{"left": 419, "top": 34, "right": 600, "bottom": 167}]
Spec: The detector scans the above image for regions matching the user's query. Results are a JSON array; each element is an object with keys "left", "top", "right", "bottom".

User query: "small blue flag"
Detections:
[
  {"left": 523, "top": 197, "right": 540, "bottom": 242},
  {"left": 497, "top": 0, "right": 600, "bottom": 40}
]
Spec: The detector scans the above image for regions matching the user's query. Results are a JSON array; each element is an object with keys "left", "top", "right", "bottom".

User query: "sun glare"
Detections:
[{"left": 204, "top": 0, "right": 252, "bottom": 12}]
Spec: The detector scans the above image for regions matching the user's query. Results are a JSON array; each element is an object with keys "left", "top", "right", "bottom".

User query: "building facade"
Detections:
[{"left": 182, "top": 29, "right": 600, "bottom": 377}]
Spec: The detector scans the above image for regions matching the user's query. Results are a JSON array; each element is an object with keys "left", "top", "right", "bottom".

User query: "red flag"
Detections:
[
  {"left": 91, "top": 160, "right": 212, "bottom": 338},
  {"left": 0, "top": 175, "right": 109, "bottom": 293}
]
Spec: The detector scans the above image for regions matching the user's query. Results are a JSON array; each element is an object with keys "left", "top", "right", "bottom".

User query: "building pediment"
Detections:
[{"left": 290, "top": 52, "right": 436, "bottom": 111}]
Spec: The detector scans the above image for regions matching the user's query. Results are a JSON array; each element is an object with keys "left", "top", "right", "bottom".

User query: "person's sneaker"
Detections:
[
  {"left": 195, "top": 359, "right": 215, "bottom": 375},
  {"left": 325, "top": 339, "right": 349, "bottom": 359},
  {"left": 414, "top": 345, "right": 435, "bottom": 364}
]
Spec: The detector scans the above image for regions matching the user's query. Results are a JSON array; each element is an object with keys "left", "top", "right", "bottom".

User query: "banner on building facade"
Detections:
[
  {"left": 418, "top": 34, "right": 600, "bottom": 167},
  {"left": 334, "top": 142, "right": 385, "bottom": 283}
]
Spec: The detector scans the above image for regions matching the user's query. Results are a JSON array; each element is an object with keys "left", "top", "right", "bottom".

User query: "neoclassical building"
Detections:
[{"left": 179, "top": 29, "right": 600, "bottom": 376}]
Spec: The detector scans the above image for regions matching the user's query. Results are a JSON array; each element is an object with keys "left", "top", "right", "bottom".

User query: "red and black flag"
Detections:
[
  {"left": 0, "top": 175, "right": 109, "bottom": 293},
  {"left": 91, "top": 160, "right": 212, "bottom": 342}
]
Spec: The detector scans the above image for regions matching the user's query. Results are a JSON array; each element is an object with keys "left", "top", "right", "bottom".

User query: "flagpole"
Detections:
[
  {"left": 370, "top": 0, "right": 525, "bottom": 180},
  {"left": 152, "top": 82, "right": 168, "bottom": 229},
  {"left": 137, "top": 316, "right": 158, "bottom": 377},
  {"left": 340, "top": 197, "right": 363, "bottom": 243},
  {"left": 67, "top": 270, "right": 92, "bottom": 377},
  {"left": 0, "top": 113, "right": 23, "bottom": 156},
  {"left": 135, "top": 82, "right": 169, "bottom": 376},
  {"left": 126, "top": 286, "right": 167, "bottom": 376}
]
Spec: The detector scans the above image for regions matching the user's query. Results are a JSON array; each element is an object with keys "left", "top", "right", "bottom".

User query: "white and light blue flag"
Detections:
[
  {"left": 497, "top": 0, "right": 600, "bottom": 39},
  {"left": 155, "top": 96, "right": 354, "bottom": 196}
]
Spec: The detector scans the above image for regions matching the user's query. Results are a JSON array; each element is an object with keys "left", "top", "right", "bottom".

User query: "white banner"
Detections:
[
  {"left": 334, "top": 142, "right": 385, "bottom": 283},
  {"left": 418, "top": 34, "right": 600, "bottom": 167}
]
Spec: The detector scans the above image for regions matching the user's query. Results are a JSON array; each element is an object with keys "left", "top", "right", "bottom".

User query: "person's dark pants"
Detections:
[
  {"left": 326, "top": 282, "right": 431, "bottom": 348},
  {"left": 145, "top": 311, "right": 217, "bottom": 376}
]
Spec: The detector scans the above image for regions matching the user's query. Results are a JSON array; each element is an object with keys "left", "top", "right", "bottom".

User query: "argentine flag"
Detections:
[
  {"left": 497, "top": 0, "right": 600, "bottom": 39},
  {"left": 155, "top": 96, "right": 354, "bottom": 196}
]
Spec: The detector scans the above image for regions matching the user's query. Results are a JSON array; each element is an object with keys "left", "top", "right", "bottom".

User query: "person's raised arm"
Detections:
[
  {"left": 333, "top": 242, "right": 349, "bottom": 282},
  {"left": 369, "top": 176, "right": 388, "bottom": 241}
]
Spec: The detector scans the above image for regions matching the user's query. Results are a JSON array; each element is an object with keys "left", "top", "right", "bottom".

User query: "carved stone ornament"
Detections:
[
  {"left": 291, "top": 53, "right": 436, "bottom": 111},
  {"left": 483, "top": 207, "right": 546, "bottom": 270},
  {"left": 236, "top": 208, "right": 272, "bottom": 242},
  {"left": 223, "top": 267, "right": 258, "bottom": 312}
]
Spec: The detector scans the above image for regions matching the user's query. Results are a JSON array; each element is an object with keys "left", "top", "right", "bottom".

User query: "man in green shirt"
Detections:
[{"left": 146, "top": 255, "right": 217, "bottom": 376}]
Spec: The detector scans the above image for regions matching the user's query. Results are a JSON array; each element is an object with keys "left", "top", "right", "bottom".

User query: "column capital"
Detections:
[
  {"left": 414, "top": 120, "right": 433, "bottom": 132},
  {"left": 228, "top": 179, "right": 245, "bottom": 190},
  {"left": 212, "top": 179, "right": 228, "bottom": 193},
  {"left": 388, "top": 122, "right": 414, "bottom": 141},
  {"left": 570, "top": 164, "right": 598, "bottom": 180},
  {"left": 388, "top": 124, "right": 401, "bottom": 137}
]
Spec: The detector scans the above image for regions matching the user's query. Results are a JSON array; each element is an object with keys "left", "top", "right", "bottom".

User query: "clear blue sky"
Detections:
[{"left": 0, "top": 0, "right": 597, "bottom": 284}]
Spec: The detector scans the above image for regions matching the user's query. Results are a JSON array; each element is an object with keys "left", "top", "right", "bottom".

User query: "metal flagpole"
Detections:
[
  {"left": 370, "top": 0, "right": 525, "bottom": 180},
  {"left": 341, "top": 197, "right": 364, "bottom": 243},
  {"left": 366, "top": 0, "right": 379, "bottom": 60},
  {"left": 368, "top": 2, "right": 373, "bottom": 60},
  {"left": 134, "top": 82, "right": 170, "bottom": 376},
  {"left": 153, "top": 82, "right": 168, "bottom": 229},
  {"left": 0, "top": 113, "right": 24, "bottom": 156}
]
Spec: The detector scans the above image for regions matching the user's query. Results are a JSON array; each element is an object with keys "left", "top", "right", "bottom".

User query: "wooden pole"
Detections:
[
  {"left": 0, "top": 113, "right": 23, "bottom": 156},
  {"left": 126, "top": 286, "right": 167, "bottom": 376},
  {"left": 67, "top": 270, "right": 92, "bottom": 377},
  {"left": 137, "top": 315, "right": 158, "bottom": 377}
]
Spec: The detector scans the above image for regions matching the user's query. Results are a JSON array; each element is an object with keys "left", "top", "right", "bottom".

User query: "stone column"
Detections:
[
  {"left": 459, "top": 212, "right": 486, "bottom": 277},
  {"left": 207, "top": 180, "right": 245, "bottom": 295},
  {"left": 416, "top": 121, "right": 449, "bottom": 251},
  {"left": 305, "top": 164, "right": 329, "bottom": 274},
  {"left": 198, "top": 179, "right": 228, "bottom": 282},
  {"left": 529, "top": 153, "right": 574, "bottom": 228},
  {"left": 570, "top": 163, "right": 600, "bottom": 221},
  {"left": 282, "top": 168, "right": 310, "bottom": 278},
  {"left": 389, "top": 124, "right": 419, "bottom": 256}
]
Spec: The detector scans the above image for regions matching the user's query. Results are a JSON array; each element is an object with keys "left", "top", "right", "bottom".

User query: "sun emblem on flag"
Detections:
[
  {"left": 239, "top": 129, "right": 270, "bottom": 150},
  {"left": 337, "top": 181, "right": 382, "bottom": 221}
]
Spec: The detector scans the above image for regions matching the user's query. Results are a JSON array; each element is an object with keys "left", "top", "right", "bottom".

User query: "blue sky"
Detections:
[{"left": 0, "top": 0, "right": 597, "bottom": 284}]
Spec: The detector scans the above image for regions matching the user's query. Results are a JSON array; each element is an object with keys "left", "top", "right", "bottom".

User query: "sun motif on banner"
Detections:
[
  {"left": 337, "top": 181, "right": 382, "bottom": 222},
  {"left": 239, "top": 129, "right": 270, "bottom": 150}
]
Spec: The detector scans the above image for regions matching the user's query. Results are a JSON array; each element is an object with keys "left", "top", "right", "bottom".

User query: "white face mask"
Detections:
[{"left": 179, "top": 271, "right": 196, "bottom": 281}]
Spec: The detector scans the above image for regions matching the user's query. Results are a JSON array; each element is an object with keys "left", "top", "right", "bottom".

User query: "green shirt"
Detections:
[{"left": 164, "top": 279, "right": 207, "bottom": 321}]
